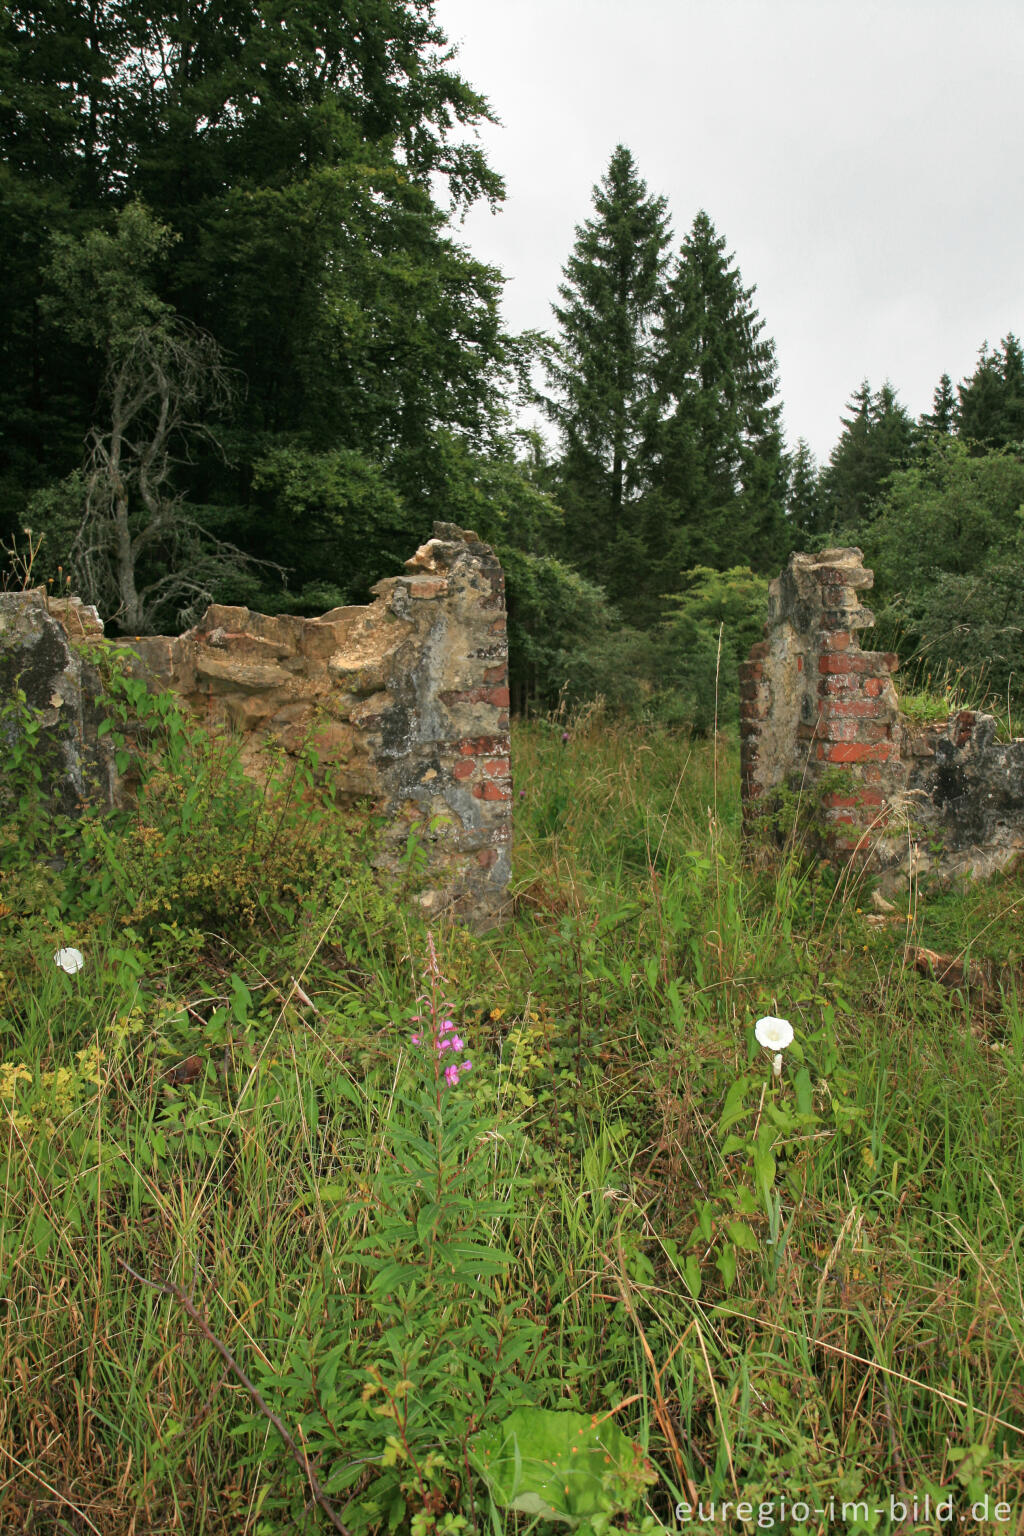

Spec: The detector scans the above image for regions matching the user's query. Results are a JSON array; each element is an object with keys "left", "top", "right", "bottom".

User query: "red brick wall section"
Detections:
[{"left": 739, "top": 548, "right": 901, "bottom": 860}]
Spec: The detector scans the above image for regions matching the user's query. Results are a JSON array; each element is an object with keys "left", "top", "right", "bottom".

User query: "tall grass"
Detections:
[{"left": 2, "top": 701, "right": 1024, "bottom": 1532}]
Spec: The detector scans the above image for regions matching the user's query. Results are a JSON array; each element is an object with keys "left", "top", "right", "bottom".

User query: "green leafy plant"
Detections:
[{"left": 471, "top": 1406, "right": 657, "bottom": 1530}]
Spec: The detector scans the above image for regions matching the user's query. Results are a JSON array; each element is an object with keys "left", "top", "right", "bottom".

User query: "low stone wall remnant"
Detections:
[
  {"left": 740, "top": 547, "right": 1024, "bottom": 884},
  {"left": 1, "top": 523, "right": 512, "bottom": 928},
  {"left": 0, "top": 589, "right": 115, "bottom": 817}
]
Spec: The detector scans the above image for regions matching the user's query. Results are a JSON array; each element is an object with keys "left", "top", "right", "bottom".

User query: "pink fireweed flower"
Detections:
[{"left": 409, "top": 941, "right": 472, "bottom": 1089}]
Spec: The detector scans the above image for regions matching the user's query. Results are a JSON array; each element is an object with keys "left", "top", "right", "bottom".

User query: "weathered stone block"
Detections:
[{"left": 0, "top": 589, "right": 116, "bottom": 816}]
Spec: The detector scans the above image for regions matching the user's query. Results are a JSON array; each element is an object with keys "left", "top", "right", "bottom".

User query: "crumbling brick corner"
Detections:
[
  {"left": 6, "top": 523, "right": 513, "bottom": 929},
  {"left": 740, "top": 548, "right": 903, "bottom": 860}
]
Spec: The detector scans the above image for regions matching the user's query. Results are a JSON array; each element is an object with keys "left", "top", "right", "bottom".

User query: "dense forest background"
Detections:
[{"left": 3, "top": 0, "right": 1024, "bottom": 727}]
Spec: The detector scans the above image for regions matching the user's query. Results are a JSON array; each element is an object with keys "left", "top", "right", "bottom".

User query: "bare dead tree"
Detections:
[{"left": 74, "top": 319, "right": 282, "bottom": 633}]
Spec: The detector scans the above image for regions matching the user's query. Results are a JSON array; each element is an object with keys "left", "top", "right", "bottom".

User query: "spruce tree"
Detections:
[
  {"left": 644, "top": 210, "right": 786, "bottom": 578},
  {"left": 957, "top": 336, "right": 1024, "bottom": 449},
  {"left": 785, "top": 439, "right": 825, "bottom": 545},
  {"left": 920, "top": 373, "right": 957, "bottom": 436},
  {"left": 545, "top": 145, "right": 671, "bottom": 597},
  {"left": 820, "top": 380, "right": 916, "bottom": 529}
]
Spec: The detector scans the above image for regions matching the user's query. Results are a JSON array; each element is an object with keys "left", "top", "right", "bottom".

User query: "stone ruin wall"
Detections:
[
  {"left": 0, "top": 523, "right": 512, "bottom": 928},
  {"left": 741, "top": 547, "right": 1024, "bottom": 884}
]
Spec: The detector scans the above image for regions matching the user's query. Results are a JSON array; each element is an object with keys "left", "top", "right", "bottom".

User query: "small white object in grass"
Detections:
[
  {"left": 754, "top": 1015, "right": 793, "bottom": 1052},
  {"left": 54, "top": 947, "right": 85, "bottom": 974},
  {"left": 772, "top": 1053, "right": 783, "bottom": 1078}
]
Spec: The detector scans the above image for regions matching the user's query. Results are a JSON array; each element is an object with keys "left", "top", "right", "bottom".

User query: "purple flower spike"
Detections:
[
  {"left": 460, "top": 1060, "right": 472, "bottom": 1072},
  {"left": 451, "top": 1035, "right": 464, "bottom": 1051},
  {"left": 444, "top": 1063, "right": 459, "bottom": 1087}
]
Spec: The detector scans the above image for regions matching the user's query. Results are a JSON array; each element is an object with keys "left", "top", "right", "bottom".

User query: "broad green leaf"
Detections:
[
  {"left": 725, "top": 1220, "right": 759, "bottom": 1251},
  {"left": 472, "top": 1407, "right": 656, "bottom": 1524}
]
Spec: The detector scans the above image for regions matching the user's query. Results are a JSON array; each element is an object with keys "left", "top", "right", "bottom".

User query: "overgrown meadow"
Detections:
[{"left": 2, "top": 683, "right": 1024, "bottom": 1535}]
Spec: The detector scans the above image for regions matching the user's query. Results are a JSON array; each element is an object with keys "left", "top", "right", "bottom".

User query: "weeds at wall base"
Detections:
[{"left": 3, "top": 720, "right": 1024, "bottom": 1530}]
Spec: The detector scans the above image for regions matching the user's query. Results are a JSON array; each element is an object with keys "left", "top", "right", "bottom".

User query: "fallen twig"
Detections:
[{"left": 117, "top": 1257, "right": 352, "bottom": 1534}]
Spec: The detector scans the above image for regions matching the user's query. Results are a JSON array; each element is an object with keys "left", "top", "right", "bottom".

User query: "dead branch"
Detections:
[{"left": 116, "top": 1256, "right": 353, "bottom": 1534}]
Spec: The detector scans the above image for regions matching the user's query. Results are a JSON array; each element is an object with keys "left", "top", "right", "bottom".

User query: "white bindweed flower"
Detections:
[
  {"left": 54, "top": 947, "right": 84, "bottom": 975},
  {"left": 754, "top": 1015, "right": 793, "bottom": 1053},
  {"left": 772, "top": 1053, "right": 783, "bottom": 1079}
]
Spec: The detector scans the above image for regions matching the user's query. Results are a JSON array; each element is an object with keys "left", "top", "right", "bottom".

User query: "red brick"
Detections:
[
  {"left": 822, "top": 790, "right": 886, "bottom": 810},
  {"left": 489, "top": 616, "right": 507, "bottom": 634},
  {"left": 821, "top": 697, "right": 885, "bottom": 720},
  {"left": 483, "top": 663, "right": 507, "bottom": 684},
  {"left": 820, "top": 630, "right": 852, "bottom": 651},
  {"left": 452, "top": 759, "right": 476, "bottom": 780},
  {"left": 863, "top": 678, "right": 885, "bottom": 697},
  {"left": 796, "top": 654, "right": 804, "bottom": 672},
  {"left": 826, "top": 741, "right": 896, "bottom": 764},
  {"left": 476, "top": 847, "right": 498, "bottom": 868},
  {"left": 458, "top": 734, "right": 509, "bottom": 756},
  {"left": 822, "top": 718, "right": 891, "bottom": 744},
  {"left": 738, "top": 661, "right": 763, "bottom": 683},
  {"left": 483, "top": 757, "right": 509, "bottom": 777},
  {"left": 485, "top": 686, "right": 510, "bottom": 708},
  {"left": 472, "top": 780, "right": 512, "bottom": 801},
  {"left": 822, "top": 719, "right": 860, "bottom": 742},
  {"left": 748, "top": 641, "right": 769, "bottom": 661},
  {"left": 953, "top": 710, "right": 976, "bottom": 745}
]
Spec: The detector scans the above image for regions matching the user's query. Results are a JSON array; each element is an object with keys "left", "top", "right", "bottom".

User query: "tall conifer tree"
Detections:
[
  {"left": 820, "top": 380, "right": 916, "bottom": 529},
  {"left": 920, "top": 373, "right": 957, "bottom": 436},
  {"left": 545, "top": 145, "right": 671, "bottom": 598},
  {"left": 786, "top": 439, "right": 825, "bottom": 543},
  {"left": 957, "top": 336, "right": 1024, "bottom": 449},
  {"left": 644, "top": 211, "right": 785, "bottom": 578}
]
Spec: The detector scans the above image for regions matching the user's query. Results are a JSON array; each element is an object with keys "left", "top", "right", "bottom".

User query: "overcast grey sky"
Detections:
[{"left": 432, "top": 0, "right": 1023, "bottom": 463}]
